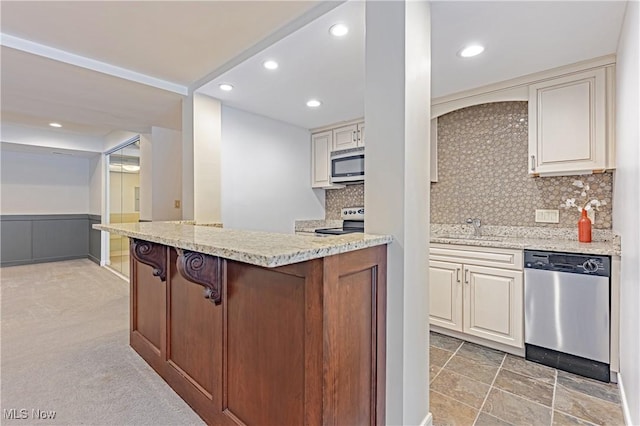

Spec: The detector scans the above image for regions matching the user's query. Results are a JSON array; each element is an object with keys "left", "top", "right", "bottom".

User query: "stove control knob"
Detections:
[{"left": 583, "top": 260, "right": 599, "bottom": 273}]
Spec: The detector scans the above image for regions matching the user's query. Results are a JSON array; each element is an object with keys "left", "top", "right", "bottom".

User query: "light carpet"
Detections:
[{"left": 1, "top": 259, "right": 205, "bottom": 425}]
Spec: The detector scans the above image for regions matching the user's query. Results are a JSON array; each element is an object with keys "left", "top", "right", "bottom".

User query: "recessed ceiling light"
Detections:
[
  {"left": 219, "top": 83, "right": 233, "bottom": 91},
  {"left": 49, "top": 122, "right": 62, "bottom": 128},
  {"left": 306, "top": 99, "right": 322, "bottom": 108},
  {"left": 329, "top": 23, "right": 349, "bottom": 37},
  {"left": 458, "top": 44, "right": 485, "bottom": 58},
  {"left": 263, "top": 60, "right": 279, "bottom": 70}
]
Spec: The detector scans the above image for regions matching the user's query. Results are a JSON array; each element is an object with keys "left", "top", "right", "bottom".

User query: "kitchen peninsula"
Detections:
[{"left": 94, "top": 222, "right": 391, "bottom": 425}]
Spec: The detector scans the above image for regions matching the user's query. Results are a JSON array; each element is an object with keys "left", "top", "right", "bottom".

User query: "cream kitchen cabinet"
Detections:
[
  {"left": 429, "top": 244, "right": 524, "bottom": 348},
  {"left": 528, "top": 66, "right": 615, "bottom": 176},
  {"left": 311, "top": 131, "right": 344, "bottom": 189},
  {"left": 332, "top": 121, "right": 365, "bottom": 151}
]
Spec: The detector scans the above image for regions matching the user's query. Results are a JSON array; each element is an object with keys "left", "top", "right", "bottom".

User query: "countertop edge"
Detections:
[
  {"left": 430, "top": 237, "right": 621, "bottom": 257},
  {"left": 95, "top": 224, "right": 392, "bottom": 268}
]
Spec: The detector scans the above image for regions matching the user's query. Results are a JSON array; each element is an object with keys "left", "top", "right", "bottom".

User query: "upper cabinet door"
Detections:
[
  {"left": 356, "top": 122, "right": 365, "bottom": 147},
  {"left": 311, "top": 131, "right": 332, "bottom": 188},
  {"left": 528, "top": 68, "right": 607, "bottom": 175},
  {"left": 333, "top": 124, "right": 359, "bottom": 151}
]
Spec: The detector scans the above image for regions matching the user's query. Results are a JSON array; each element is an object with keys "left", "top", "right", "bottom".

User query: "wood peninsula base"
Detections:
[{"left": 129, "top": 239, "right": 387, "bottom": 425}]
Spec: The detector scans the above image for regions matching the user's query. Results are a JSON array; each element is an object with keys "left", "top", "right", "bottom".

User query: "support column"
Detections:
[
  {"left": 182, "top": 92, "right": 223, "bottom": 223},
  {"left": 181, "top": 94, "right": 194, "bottom": 220},
  {"left": 364, "top": 1, "right": 431, "bottom": 424}
]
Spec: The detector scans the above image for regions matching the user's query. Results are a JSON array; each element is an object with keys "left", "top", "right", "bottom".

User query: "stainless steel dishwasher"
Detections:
[{"left": 524, "top": 250, "right": 611, "bottom": 382}]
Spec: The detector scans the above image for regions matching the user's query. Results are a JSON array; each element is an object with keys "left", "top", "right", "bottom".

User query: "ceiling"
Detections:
[
  {"left": 201, "top": 0, "right": 627, "bottom": 129},
  {"left": 0, "top": 0, "right": 327, "bottom": 139},
  {"left": 0, "top": 1, "right": 628, "bottom": 140},
  {"left": 199, "top": 0, "right": 364, "bottom": 130}
]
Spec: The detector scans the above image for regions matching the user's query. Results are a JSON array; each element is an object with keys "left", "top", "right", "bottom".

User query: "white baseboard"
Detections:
[
  {"left": 617, "top": 372, "right": 632, "bottom": 426},
  {"left": 420, "top": 412, "right": 433, "bottom": 426}
]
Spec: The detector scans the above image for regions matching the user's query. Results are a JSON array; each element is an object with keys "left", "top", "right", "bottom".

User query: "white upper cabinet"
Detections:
[
  {"left": 332, "top": 121, "right": 365, "bottom": 151},
  {"left": 356, "top": 121, "right": 365, "bottom": 147},
  {"left": 311, "top": 131, "right": 333, "bottom": 188},
  {"left": 528, "top": 67, "right": 612, "bottom": 176},
  {"left": 430, "top": 118, "right": 438, "bottom": 182},
  {"left": 332, "top": 124, "right": 359, "bottom": 151},
  {"left": 311, "top": 131, "right": 345, "bottom": 189}
]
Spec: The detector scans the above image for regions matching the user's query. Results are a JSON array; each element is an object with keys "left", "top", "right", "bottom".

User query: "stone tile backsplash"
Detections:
[
  {"left": 325, "top": 183, "right": 364, "bottom": 220},
  {"left": 430, "top": 102, "right": 613, "bottom": 229}
]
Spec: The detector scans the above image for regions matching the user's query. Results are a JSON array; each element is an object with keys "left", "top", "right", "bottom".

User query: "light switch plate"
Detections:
[{"left": 535, "top": 209, "right": 560, "bottom": 223}]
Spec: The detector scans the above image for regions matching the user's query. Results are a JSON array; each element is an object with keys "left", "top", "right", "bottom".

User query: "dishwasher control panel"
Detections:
[{"left": 524, "top": 250, "right": 610, "bottom": 277}]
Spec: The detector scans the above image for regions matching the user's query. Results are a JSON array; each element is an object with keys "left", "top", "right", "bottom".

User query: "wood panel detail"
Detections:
[
  {"left": 163, "top": 248, "right": 224, "bottom": 425},
  {"left": 130, "top": 239, "right": 167, "bottom": 281},
  {"left": 130, "top": 248, "right": 166, "bottom": 374},
  {"left": 176, "top": 249, "right": 222, "bottom": 305},
  {"left": 225, "top": 262, "right": 307, "bottom": 426}
]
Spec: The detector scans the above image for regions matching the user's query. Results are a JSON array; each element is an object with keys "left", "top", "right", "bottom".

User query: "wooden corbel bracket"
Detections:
[
  {"left": 176, "top": 249, "right": 222, "bottom": 305},
  {"left": 130, "top": 239, "right": 167, "bottom": 281}
]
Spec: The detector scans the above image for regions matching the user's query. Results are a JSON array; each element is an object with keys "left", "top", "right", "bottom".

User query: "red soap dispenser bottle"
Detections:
[{"left": 578, "top": 209, "right": 592, "bottom": 243}]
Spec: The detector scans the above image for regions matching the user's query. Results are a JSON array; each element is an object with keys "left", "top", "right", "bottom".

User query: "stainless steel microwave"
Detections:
[{"left": 331, "top": 151, "right": 364, "bottom": 183}]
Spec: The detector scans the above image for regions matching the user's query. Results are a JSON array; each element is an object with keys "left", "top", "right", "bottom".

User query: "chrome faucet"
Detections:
[{"left": 466, "top": 218, "right": 482, "bottom": 237}]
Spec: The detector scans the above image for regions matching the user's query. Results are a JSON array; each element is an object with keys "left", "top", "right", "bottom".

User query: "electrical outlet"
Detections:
[
  {"left": 535, "top": 209, "right": 559, "bottom": 223},
  {"left": 174, "top": 200, "right": 181, "bottom": 209}
]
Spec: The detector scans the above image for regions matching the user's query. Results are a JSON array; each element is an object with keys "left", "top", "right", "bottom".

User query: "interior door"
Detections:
[{"left": 107, "top": 141, "right": 140, "bottom": 276}]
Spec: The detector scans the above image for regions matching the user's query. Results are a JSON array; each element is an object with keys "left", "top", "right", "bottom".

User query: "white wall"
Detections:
[
  {"left": 1, "top": 123, "right": 103, "bottom": 153},
  {"left": 89, "top": 155, "right": 103, "bottom": 215},
  {"left": 0, "top": 150, "right": 89, "bottom": 214},
  {"left": 220, "top": 106, "right": 325, "bottom": 233},
  {"left": 613, "top": 2, "right": 640, "bottom": 424},
  {"left": 103, "top": 130, "right": 140, "bottom": 153},
  {"left": 151, "top": 126, "right": 182, "bottom": 221}
]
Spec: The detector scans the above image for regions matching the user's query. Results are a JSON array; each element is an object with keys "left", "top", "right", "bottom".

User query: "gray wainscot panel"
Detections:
[
  {"left": 1, "top": 214, "right": 95, "bottom": 267},
  {"left": 1, "top": 218, "right": 33, "bottom": 265},
  {"left": 88, "top": 215, "right": 101, "bottom": 264}
]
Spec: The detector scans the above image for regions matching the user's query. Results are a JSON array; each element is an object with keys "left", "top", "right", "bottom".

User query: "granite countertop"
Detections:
[
  {"left": 431, "top": 224, "right": 621, "bottom": 256},
  {"left": 294, "top": 219, "right": 343, "bottom": 233},
  {"left": 94, "top": 222, "right": 392, "bottom": 268}
]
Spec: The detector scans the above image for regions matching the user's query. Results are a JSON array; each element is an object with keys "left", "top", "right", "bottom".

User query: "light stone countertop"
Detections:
[
  {"left": 294, "top": 219, "right": 343, "bottom": 233},
  {"left": 431, "top": 224, "right": 621, "bottom": 256},
  {"left": 95, "top": 222, "right": 392, "bottom": 268}
]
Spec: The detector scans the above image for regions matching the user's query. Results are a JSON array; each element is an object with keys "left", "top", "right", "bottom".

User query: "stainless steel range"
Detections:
[{"left": 315, "top": 207, "right": 364, "bottom": 235}]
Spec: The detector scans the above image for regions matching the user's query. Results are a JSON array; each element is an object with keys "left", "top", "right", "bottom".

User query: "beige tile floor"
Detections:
[{"left": 429, "top": 332, "right": 625, "bottom": 426}]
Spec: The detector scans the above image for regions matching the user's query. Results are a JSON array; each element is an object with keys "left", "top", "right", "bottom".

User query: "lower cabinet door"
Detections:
[
  {"left": 429, "top": 260, "right": 463, "bottom": 332},
  {"left": 463, "top": 265, "right": 523, "bottom": 348}
]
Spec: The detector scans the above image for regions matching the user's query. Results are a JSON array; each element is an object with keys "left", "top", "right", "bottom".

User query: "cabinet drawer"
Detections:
[{"left": 430, "top": 244, "right": 523, "bottom": 270}]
